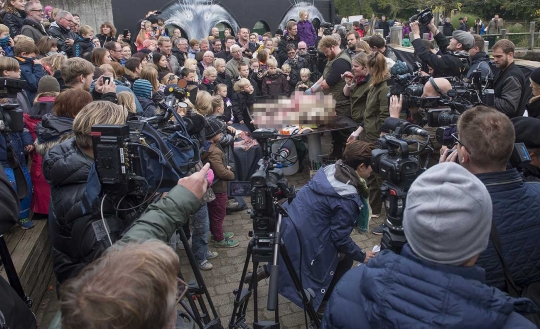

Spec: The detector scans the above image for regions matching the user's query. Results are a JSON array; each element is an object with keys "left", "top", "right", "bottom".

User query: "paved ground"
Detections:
[{"left": 35, "top": 134, "right": 385, "bottom": 328}]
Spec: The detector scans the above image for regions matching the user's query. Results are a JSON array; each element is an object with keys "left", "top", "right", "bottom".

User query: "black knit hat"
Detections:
[
  {"left": 512, "top": 117, "right": 540, "bottom": 148},
  {"left": 530, "top": 67, "right": 540, "bottom": 85},
  {"left": 205, "top": 116, "right": 226, "bottom": 139},
  {"left": 275, "top": 29, "right": 283, "bottom": 36}
]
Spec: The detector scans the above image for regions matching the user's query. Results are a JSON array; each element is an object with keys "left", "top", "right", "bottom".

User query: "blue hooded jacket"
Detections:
[
  {"left": 278, "top": 164, "right": 366, "bottom": 311},
  {"left": 322, "top": 244, "right": 538, "bottom": 329}
]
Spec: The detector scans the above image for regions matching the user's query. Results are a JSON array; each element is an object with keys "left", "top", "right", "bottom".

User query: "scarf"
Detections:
[
  {"left": 333, "top": 160, "right": 371, "bottom": 232},
  {"left": 354, "top": 75, "right": 368, "bottom": 87}
]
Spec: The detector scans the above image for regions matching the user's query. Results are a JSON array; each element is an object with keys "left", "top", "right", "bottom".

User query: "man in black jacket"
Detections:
[
  {"left": 411, "top": 19, "right": 472, "bottom": 77},
  {"left": 172, "top": 37, "right": 188, "bottom": 67},
  {"left": 512, "top": 117, "right": 540, "bottom": 182},
  {"left": 20, "top": 1, "right": 48, "bottom": 44},
  {"left": 277, "top": 21, "right": 300, "bottom": 65},
  {"left": 467, "top": 34, "right": 492, "bottom": 81},
  {"left": 442, "top": 17, "right": 454, "bottom": 36},
  {"left": 48, "top": 10, "right": 77, "bottom": 57},
  {"left": 492, "top": 39, "right": 529, "bottom": 118},
  {"left": 378, "top": 15, "right": 390, "bottom": 38}
]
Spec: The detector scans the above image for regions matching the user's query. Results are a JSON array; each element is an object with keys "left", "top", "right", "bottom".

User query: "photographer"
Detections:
[
  {"left": 440, "top": 106, "right": 540, "bottom": 299},
  {"left": 308, "top": 36, "right": 352, "bottom": 159},
  {"left": 0, "top": 163, "right": 37, "bottom": 329},
  {"left": 322, "top": 162, "right": 537, "bottom": 329},
  {"left": 43, "top": 101, "right": 131, "bottom": 285},
  {"left": 411, "top": 18, "right": 472, "bottom": 77},
  {"left": 248, "top": 141, "right": 376, "bottom": 316}
]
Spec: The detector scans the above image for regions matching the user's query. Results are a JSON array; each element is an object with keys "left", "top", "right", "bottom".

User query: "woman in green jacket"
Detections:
[
  {"left": 343, "top": 52, "right": 371, "bottom": 131},
  {"left": 347, "top": 51, "right": 390, "bottom": 226}
]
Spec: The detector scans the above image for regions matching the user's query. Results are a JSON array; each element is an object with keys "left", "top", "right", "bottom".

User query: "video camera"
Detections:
[
  {"left": 321, "top": 22, "right": 333, "bottom": 36},
  {"left": 0, "top": 78, "right": 27, "bottom": 133},
  {"left": 371, "top": 118, "right": 432, "bottom": 253},
  {"left": 228, "top": 129, "right": 295, "bottom": 238},
  {"left": 409, "top": 8, "right": 433, "bottom": 26}
]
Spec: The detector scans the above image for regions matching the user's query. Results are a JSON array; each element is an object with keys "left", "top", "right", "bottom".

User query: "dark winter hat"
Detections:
[
  {"left": 512, "top": 116, "right": 540, "bottom": 148},
  {"left": 275, "top": 29, "right": 283, "bottom": 35},
  {"left": 37, "top": 76, "right": 60, "bottom": 94},
  {"left": 403, "top": 162, "right": 492, "bottom": 266},
  {"left": 530, "top": 67, "right": 540, "bottom": 85},
  {"left": 132, "top": 79, "right": 153, "bottom": 99},
  {"left": 204, "top": 116, "right": 225, "bottom": 139},
  {"left": 452, "top": 30, "right": 475, "bottom": 50}
]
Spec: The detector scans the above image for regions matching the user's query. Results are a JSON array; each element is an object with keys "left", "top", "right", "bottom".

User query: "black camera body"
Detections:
[
  {"left": 409, "top": 8, "right": 433, "bottom": 26},
  {"left": 321, "top": 22, "right": 333, "bottom": 36},
  {"left": 0, "top": 78, "right": 27, "bottom": 133}
]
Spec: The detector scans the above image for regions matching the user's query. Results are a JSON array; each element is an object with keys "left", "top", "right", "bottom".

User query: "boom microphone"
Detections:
[{"left": 384, "top": 117, "right": 430, "bottom": 137}]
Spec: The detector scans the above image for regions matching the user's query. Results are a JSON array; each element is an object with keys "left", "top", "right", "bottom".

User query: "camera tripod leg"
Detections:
[
  {"left": 177, "top": 229, "right": 222, "bottom": 328},
  {"left": 229, "top": 238, "right": 258, "bottom": 328},
  {"left": 0, "top": 235, "right": 32, "bottom": 308},
  {"left": 279, "top": 242, "right": 320, "bottom": 328}
]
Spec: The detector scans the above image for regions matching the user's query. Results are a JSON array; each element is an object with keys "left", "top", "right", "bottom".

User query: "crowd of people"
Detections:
[{"left": 0, "top": 1, "right": 540, "bottom": 328}]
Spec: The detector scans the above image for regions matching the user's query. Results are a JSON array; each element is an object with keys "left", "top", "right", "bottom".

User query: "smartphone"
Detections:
[
  {"left": 103, "top": 76, "right": 111, "bottom": 84},
  {"left": 123, "top": 29, "right": 129, "bottom": 39}
]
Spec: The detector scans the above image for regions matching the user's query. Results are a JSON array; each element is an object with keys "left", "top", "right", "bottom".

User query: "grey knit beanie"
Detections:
[{"left": 403, "top": 162, "right": 493, "bottom": 266}]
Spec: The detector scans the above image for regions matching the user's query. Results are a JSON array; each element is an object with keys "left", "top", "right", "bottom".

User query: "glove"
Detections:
[{"left": 206, "top": 169, "right": 214, "bottom": 186}]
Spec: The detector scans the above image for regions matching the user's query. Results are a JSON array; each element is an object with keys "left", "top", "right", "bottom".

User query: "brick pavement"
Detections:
[{"left": 35, "top": 133, "right": 385, "bottom": 328}]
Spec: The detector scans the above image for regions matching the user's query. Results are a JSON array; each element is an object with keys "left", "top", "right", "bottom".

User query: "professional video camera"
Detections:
[
  {"left": 409, "top": 8, "right": 433, "bottom": 26},
  {"left": 229, "top": 129, "right": 320, "bottom": 329},
  {"left": 0, "top": 78, "right": 27, "bottom": 133},
  {"left": 321, "top": 22, "right": 334, "bottom": 35},
  {"left": 371, "top": 118, "right": 433, "bottom": 253},
  {"left": 388, "top": 61, "right": 436, "bottom": 111}
]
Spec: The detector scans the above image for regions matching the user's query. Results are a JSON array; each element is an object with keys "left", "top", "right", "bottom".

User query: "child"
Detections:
[
  {"left": 281, "top": 63, "right": 294, "bottom": 96},
  {"left": 0, "top": 57, "right": 35, "bottom": 229},
  {"left": 202, "top": 116, "right": 239, "bottom": 248},
  {"left": 237, "top": 62, "right": 258, "bottom": 94},
  {"left": 215, "top": 58, "right": 232, "bottom": 97},
  {"left": 261, "top": 58, "right": 289, "bottom": 98},
  {"left": 200, "top": 66, "right": 218, "bottom": 94},
  {"left": 0, "top": 24, "right": 14, "bottom": 57},
  {"left": 295, "top": 68, "right": 314, "bottom": 91},
  {"left": 188, "top": 39, "right": 200, "bottom": 58},
  {"left": 232, "top": 78, "right": 256, "bottom": 132},
  {"left": 23, "top": 76, "right": 60, "bottom": 220},
  {"left": 297, "top": 10, "right": 317, "bottom": 47},
  {"left": 13, "top": 39, "right": 44, "bottom": 104},
  {"left": 184, "top": 58, "right": 200, "bottom": 83},
  {"left": 180, "top": 67, "right": 198, "bottom": 86},
  {"left": 132, "top": 79, "right": 157, "bottom": 117},
  {"left": 215, "top": 83, "right": 233, "bottom": 124},
  {"left": 73, "top": 25, "right": 95, "bottom": 58}
]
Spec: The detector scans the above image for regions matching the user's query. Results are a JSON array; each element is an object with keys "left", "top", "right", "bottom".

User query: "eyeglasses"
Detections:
[
  {"left": 287, "top": 51, "right": 296, "bottom": 54},
  {"left": 176, "top": 277, "right": 188, "bottom": 304},
  {"left": 451, "top": 132, "right": 472, "bottom": 155},
  {"left": 31, "top": 9, "right": 44, "bottom": 13}
]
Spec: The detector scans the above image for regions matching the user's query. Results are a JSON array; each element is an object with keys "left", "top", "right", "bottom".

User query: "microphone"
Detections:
[{"left": 383, "top": 117, "right": 430, "bottom": 137}]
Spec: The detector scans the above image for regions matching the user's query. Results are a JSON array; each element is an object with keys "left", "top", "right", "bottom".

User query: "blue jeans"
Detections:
[
  {"left": 4, "top": 165, "right": 31, "bottom": 220},
  {"left": 191, "top": 204, "right": 210, "bottom": 264}
]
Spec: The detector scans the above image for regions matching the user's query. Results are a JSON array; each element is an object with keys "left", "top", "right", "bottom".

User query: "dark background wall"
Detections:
[{"left": 110, "top": 0, "right": 334, "bottom": 38}]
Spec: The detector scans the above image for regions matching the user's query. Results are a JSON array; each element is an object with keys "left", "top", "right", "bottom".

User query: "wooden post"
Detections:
[
  {"left": 501, "top": 29, "right": 507, "bottom": 40},
  {"left": 530, "top": 21, "right": 536, "bottom": 50}
]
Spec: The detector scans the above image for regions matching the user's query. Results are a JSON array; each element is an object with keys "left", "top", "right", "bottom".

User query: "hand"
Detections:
[
  {"left": 410, "top": 22, "right": 420, "bottom": 37},
  {"left": 33, "top": 58, "right": 42, "bottom": 65},
  {"left": 342, "top": 71, "right": 354, "bottom": 85},
  {"left": 363, "top": 251, "right": 376, "bottom": 263},
  {"left": 347, "top": 127, "right": 363, "bottom": 144},
  {"left": 93, "top": 39, "right": 101, "bottom": 48},
  {"left": 389, "top": 95, "right": 403, "bottom": 118},
  {"left": 439, "top": 147, "right": 459, "bottom": 164},
  {"left": 177, "top": 163, "right": 210, "bottom": 200},
  {"left": 318, "top": 27, "right": 324, "bottom": 37},
  {"left": 66, "top": 38, "right": 74, "bottom": 46},
  {"left": 305, "top": 88, "right": 313, "bottom": 95},
  {"left": 286, "top": 76, "right": 290, "bottom": 81},
  {"left": 227, "top": 126, "right": 236, "bottom": 134},
  {"left": 227, "top": 166, "right": 231, "bottom": 170},
  {"left": 25, "top": 145, "right": 34, "bottom": 153},
  {"left": 8, "top": 37, "right": 14, "bottom": 47},
  {"left": 228, "top": 121, "right": 233, "bottom": 124},
  {"left": 239, "top": 120, "right": 244, "bottom": 124}
]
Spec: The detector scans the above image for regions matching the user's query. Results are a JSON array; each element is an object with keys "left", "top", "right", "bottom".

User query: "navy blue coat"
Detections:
[
  {"left": 322, "top": 244, "right": 538, "bottom": 329},
  {"left": 15, "top": 56, "right": 44, "bottom": 103},
  {"left": 278, "top": 164, "right": 366, "bottom": 311},
  {"left": 0, "top": 129, "right": 33, "bottom": 168},
  {"left": 475, "top": 169, "right": 540, "bottom": 291}
]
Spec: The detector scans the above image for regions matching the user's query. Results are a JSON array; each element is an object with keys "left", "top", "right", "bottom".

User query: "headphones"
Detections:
[{"left": 429, "top": 77, "right": 448, "bottom": 99}]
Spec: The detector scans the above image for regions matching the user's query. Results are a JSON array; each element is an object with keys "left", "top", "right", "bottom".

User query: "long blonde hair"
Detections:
[
  {"left": 117, "top": 91, "right": 137, "bottom": 114},
  {"left": 140, "top": 66, "right": 160, "bottom": 91}
]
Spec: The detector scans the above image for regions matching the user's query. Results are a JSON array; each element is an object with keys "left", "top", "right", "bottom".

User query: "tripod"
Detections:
[
  {"left": 0, "top": 235, "right": 32, "bottom": 308},
  {"left": 229, "top": 203, "right": 320, "bottom": 329},
  {"left": 175, "top": 227, "right": 223, "bottom": 329}
]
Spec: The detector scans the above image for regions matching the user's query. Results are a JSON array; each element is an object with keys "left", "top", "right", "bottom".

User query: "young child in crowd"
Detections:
[
  {"left": 232, "top": 78, "right": 256, "bottom": 131},
  {"left": 200, "top": 67, "right": 218, "bottom": 94},
  {"left": 202, "top": 116, "right": 239, "bottom": 248},
  {"left": 0, "top": 57, "right": 35, "bottom": 229},
  {"left": 295, "top": 68, "right": 314, "bottom": 91},
  {"left": 188, "top": 39, "right": 200, "bottom": 58},
  {"left": 14, "top": 39, "right": 44, "bottom": 103},
  {"left": 281, "top": 63, "right": 294, "bottom": 96},
  {"left": 237, "top": 62, "right": 258, "bottom": 94},
  {"left": 0, "top": 24, "right": 14, "bottom": 57},
  {"left": 262, "top": 58, "right": 289, "bottom": 98},
  {"left": 180, "top": 67, "right": 198, "bottom": 85},
  {"left": 73, "top": 25, "right": 95, "bottom": 58},
  {"left": 215, "top": 58, "right": 232, "bottom": 97},
  {"left": 184, "top": 58, "right": 200, "bottom": 83},
  {"left": 215, "top": 83, "right": 234, "bottom": 124}
]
